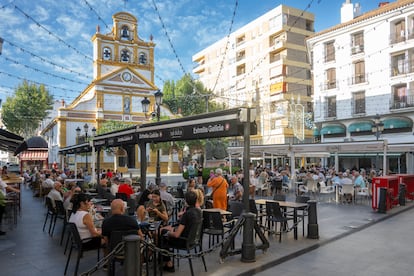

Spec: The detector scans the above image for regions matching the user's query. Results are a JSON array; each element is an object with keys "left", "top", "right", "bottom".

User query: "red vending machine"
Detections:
[
  {"left": 372, "top": 176, "right": 399, "bottom": 211},
  {"left": 396, "top": 174, "right": 414, "bottom": 200}
]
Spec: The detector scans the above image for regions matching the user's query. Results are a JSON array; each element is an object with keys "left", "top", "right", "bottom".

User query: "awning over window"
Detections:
[
  {"left": 383, "top": 117, "right": 413, "bottom": 129},
  {"left": 313, "top": 128, "right": 320, "bottom": 136},
  {"left": 320, "top": 124, "right": 346, "bottom": 135},
  {"left": 348, "top": 121, "right": 374, "bottom": 133},
  {"left": 19, "top": 150, "right": 48, "bottom": 161}
]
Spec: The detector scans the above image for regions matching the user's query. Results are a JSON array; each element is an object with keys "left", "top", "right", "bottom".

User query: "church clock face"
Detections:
[{"left": 122, "top": 72, "right": 132, "bottom": 82}]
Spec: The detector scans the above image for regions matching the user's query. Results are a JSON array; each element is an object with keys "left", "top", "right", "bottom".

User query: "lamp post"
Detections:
[
  {"left": 76, "top": 123, "right": 96, "bottom": 174},
  {"left": 371, "top": 114, "right": 384, "bottom": 173},
  {"left": 141, "top": 90, "right": 163, "bottom": 185}
]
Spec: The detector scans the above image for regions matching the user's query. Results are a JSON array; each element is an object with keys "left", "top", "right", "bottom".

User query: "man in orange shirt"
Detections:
[{"left": 207, "top": 168, "right": 228, "bottom": 210}]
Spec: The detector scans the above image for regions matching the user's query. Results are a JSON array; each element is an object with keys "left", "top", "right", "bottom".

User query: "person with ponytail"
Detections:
[{"left": 69, "top": 193, "right": 102, "bottom": 249}]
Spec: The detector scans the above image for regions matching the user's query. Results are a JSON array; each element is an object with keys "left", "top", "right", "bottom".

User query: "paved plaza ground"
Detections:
[{"left": 1, "top": 179, "right": 413, "bottom": 276}]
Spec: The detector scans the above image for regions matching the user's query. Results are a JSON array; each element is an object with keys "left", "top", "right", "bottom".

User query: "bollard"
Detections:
[
  {"left": 378, "top": 187, "right": 387, "bottom": 213},
  {"left": 124, "top": 235, "right": 141, "bottom": 276},
  {"left": 399, "top": 183, "right": 406, "bottom": 206},
  {"left": 241, "top": 212, "right": 256, "bottom": 262},
  {"left": 307, "top": 200, "right": 319, "bottom": 239}
]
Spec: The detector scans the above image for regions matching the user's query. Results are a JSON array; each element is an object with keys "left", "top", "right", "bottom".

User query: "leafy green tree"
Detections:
[
  {"left": 163, "top": 73, "right": 221, "bottom": 116},
  {"left": 2, "top": 80, "right": 53, "bottom": 138}
]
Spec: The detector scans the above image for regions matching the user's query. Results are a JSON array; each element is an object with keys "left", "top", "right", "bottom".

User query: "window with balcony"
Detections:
[
  {"left": 391, "top": 20, "right": 406, "bottom": 44},
  {"left": 391, "top": 53, "right": 406, "bottom": 76},
  {"left": 325, "top": 68, "right": 336, "bottom": 89},
  {"left": 352, "top": 91, "right": 365, "bottom": 114},
  {"left": 236, "top": 64, "right": 246, "bottom": 76},
  {"left": 353, "top": 60, "right": 365, "bottom": 84},
  {"left": 325, "top": 41, "right": 335, "bottom": 62},
  {"left": 326, "top": 96, "right": 337, "bottom": 118},
  {"left": 236, "top": 34, "right": 246, "bottom": 46},
  {"left": 391, "top": 84, "right": 409, "bottom": 109},
  {"left": 351, "top": 32, "right": 364, "bottom": 54},
  {"left": 236, "top": 50, "right": 245, "bottom": 62}
]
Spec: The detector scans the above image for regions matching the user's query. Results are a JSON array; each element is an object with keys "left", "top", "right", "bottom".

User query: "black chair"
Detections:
[
  {"left": 168, "top": 218, "right": 207, "bottom": 276},
  {"left": 50, "top": 200, "right": 66, "bottom": 238},
  {"left": 64, "top": 223, "right": 101, "bottom": 276},
  {"left": 295, "top": 195, "right": 310, "bottom": 237},
  {"left": 108, "top": 230, "right": 140, "bottom": 276},
  {"left": 202, "top": 211, "right": 230, "bottom": 247},
  {"left": 265, "top": 201, "right": 293, "bottom": 242},
  {"left": 43, "top": 197, "right": 56, "bottom": 235},
  {"left": 116, "top": 192, "right": 128, "bottom": 202},
  {"left": 225, "top": 201, "right": 245, "bottom": 228}
]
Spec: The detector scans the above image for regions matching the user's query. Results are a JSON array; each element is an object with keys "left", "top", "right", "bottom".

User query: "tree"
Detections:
[
  {"left": 2, "top": 80, "right": 53, "bottom": 138},
  {"left": 163, "top": 74, "right": 221, "bottom": 116}
]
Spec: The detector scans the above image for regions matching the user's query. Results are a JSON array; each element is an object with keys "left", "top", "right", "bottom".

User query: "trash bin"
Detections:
[
  {"left": 399, "top": 183, "right": 406, "bottom": 206},
  {"left": 378, "top": 187, "right": 387, "bottom": 214}
]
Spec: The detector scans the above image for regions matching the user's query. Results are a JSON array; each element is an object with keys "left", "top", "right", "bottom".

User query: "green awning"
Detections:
[
  {"left": 383, "top": 117, "right": 413, "bottom": 129},
  {"left": 348, "top": 121, "right": 373, "bottom": 133},
  {"left": 320, "top": 124, "right": 346, "bottom": 135},
  {"left": 313, "top": 128, "right": 320, "bottom": 136}
]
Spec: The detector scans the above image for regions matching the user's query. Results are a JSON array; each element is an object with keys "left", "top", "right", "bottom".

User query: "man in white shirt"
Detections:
[
  {"left": 110, "top": 177, "right": 120, "bottom": 196},
  {"left": 47, "top": 181, "right": 63, "bottom": 208}
]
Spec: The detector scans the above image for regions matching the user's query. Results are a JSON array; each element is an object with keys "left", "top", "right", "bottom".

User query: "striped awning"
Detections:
[{"left": 19, "top": 150, "right": 48, "bottom": 161}]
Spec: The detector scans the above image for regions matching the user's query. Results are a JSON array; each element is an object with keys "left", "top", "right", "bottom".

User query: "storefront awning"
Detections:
[
  {"left": 19, "top": 150, "right": 48, "bottom": 161},
  {"left": 383, "top": 117, "right": 413, "bottom": 129},
  {"left": 348, "top": 121, "right": 373, "bottom": 133},
  {"left": 320, "top": 124, "right": 346, "bottom": 135}
]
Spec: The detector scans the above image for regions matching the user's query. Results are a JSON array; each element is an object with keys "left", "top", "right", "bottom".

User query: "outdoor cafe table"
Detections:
[
  {"left": 255, "top": 199, "right": 307, "bottom": 240},
  {"left": 203, "top": 208, "right": 232, "bottom": 216}
]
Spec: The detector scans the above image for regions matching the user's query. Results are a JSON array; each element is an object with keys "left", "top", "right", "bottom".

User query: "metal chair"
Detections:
[
  {"left": 168, "top": 218, "right": 207, "bottom": 276},
  {"left": 202, "top": 211, "right": 230, "bottom": 247},
  {"left": 108, "top": 230, "right": 140, "bottom": 276},
  {"left": 295, "top": 196, "right": 310, "bottom": 237},
  {"left": 64, "top": 222, "right": 101, "bottom": 276},
  {"left": 43, "top": 197, "right": 56, "bottom": 235},
  {"left": 265, "top": 201, "right": 293, "bottom": 242}
]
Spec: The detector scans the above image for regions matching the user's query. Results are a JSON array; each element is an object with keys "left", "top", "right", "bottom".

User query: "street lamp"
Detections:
[
  {"left": 141, "top": 90, "right": 163, "bottom": 185},
  {"left": 76, "top": 123, "right": 96, "bottom": 174},
  {"left": 371, "top": 114, "right": 384, "bottom": 172}
]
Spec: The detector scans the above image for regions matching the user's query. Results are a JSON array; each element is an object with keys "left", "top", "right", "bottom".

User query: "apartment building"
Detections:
[
  {"left": 193, "top": 5, "right": 315, "bottom": 145},
  {"left": 306, "top": 0, "right": 414, "bottom": 171}
]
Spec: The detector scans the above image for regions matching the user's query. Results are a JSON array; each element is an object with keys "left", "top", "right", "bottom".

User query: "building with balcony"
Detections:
[
  {"left": 192, "top": 5, "right": 315, "bottom": 145},
  {"left": 306, "top": 0, "right": 414, "bottom": 171}
]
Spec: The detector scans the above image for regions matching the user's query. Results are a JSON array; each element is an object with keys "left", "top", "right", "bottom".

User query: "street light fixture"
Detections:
[
  {"left": 141, "top": 90, "right": 163, "bottom": 185},
  {"left": 371, "top": 114, "right": 384, "bottom": 173},
  {"left": 76, "top": 123, "right": 96, "bottom": 174}
]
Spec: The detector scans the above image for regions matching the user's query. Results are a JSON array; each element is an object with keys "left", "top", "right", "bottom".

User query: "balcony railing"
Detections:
[
  {"left": 390, "top": 95, "right": 414, "bottom": 110},
  {"left": 350, "top": 74, "right": 367, "bottom": 85},
  {"left": 322, "top": 80, "right": 337, "bottom": 90},
  {"left": 390, "top": 31, "right": 406, "bottom": 44},
  {"left": 391, "top": 60, "right": 414, "bottom": 76}
]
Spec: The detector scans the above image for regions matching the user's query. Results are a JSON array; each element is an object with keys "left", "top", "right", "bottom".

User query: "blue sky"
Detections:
[{"left": 0, "top": 0, "right": 381, "bottom": 104}]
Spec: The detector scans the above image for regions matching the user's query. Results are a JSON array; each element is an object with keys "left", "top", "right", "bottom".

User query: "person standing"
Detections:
[{"left": 207, "top": 168, "right": 228, "bottom": 210}]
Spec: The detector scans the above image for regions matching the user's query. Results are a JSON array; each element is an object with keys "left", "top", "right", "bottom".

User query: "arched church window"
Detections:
[
  {"left": 121, "top": 25, "right": 130, "bottom": 40},
  {"left": 121, "top": 49, "right": 130, "bottom": 62},
  {"left": 139, "top": 52, "right": 147, "bottom": 64},
  {"left": 103, "top": 47, "right": 111, "bottom": 60}
]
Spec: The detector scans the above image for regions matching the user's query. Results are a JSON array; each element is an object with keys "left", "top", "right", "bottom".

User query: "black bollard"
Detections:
[
  {"left": 378, "top": 187, "right": 387, "bottom": 213},
  {"left": 124, "top": 235, "right": 141, "bottom": 276},
  {"left": 399, "top": 183, "right": 406, "bottom": 206},
  {"left": 241, "top": 212, "right": 256, "bottom": 262},
  {"left": 307, "top": 200, "right": 319, "bottom": 239}
]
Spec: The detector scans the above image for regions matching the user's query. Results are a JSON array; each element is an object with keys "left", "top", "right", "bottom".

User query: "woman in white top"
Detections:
[{"left": 69, "top": 193, "right": 102, "bottom": 248}]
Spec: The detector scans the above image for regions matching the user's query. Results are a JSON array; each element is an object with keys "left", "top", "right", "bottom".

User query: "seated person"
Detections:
[
  {"left": 101, "top": 199, "right": 143, "bottom": 254},
  {"left": 117, "top": 178, "right": 134, "bottom": 199},
  {"left": 47, "top": 181, "right": 63, "bottom": 208},
  {"left": 137, "top": 182, "right": 156, "bottom": 207},
  {"left": 229, "top": 176, "right": 243, "bottom": 201},
  {"left": 160, "top": 191, "right": 202, "bottom": 272},
  {"left": 68, "top": 193, "right": 102, "bottom": 249},
  {"left": 136, "top": 189, "right": 168, "bottom": 224}
]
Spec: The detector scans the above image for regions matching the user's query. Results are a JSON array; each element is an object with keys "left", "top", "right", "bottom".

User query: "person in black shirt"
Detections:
[
  {"left": 101, "top": 199, "right": 142, "bottom": 250},
  {"left": 160, "top": 191, "right": 201, "bottom": 272}
]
